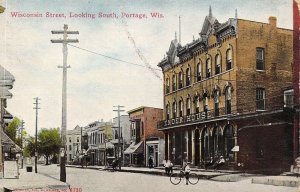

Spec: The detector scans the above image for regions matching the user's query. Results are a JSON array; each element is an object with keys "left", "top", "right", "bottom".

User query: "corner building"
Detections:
[{"left": 158, "top": 9, "right": 293, "bottom": 173}]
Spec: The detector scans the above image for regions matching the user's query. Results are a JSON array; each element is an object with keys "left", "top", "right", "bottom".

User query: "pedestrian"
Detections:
[
  {"left": 168, "top": 160, "right": 173, "bottom": 174},
  {"left": 163, "top": 160, "right": 169, "bottom": 174},
  {"left": 184, "top": 162, "right": 191, "bottom": 185},
  {"left": 148, "top": 156, "right": 154, "bottom": 168}
]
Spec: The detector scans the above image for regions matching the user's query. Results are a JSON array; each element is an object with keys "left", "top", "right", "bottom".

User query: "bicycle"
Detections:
[{"left": 169, "top": 170, "right": 199, "bottom": 185}]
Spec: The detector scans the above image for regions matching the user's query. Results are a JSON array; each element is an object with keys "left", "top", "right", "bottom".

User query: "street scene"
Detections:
[{"left": 0, "top": 0, "right": 300, "bottom": 191}]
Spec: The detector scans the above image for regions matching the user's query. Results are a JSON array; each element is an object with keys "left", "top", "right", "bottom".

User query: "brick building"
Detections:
[
  {"left": 124, "top": 107, "right": 164, "bottom": 167},
  {"left": 157, "top": 8, "right": 293, "bottom": 173}
]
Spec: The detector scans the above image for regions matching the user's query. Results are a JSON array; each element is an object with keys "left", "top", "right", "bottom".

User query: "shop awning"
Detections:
[
  {"left": 2, "top": 130, "right": 21, "bottom": 152},
  {"left": 124, "top": 141, "right": 143, "bottom": 154}
]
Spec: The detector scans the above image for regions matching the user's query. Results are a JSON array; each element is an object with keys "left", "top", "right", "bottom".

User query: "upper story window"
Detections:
[
  {"left": 131, "top": 122, "right": 136, "bottom": 138},
  {"left": 179, "top": 71, "right": 183, "bottom": 89},
  {"left": 141, "top": 122, "right": 144, "bottom": 135},
  {"left": 215, "top": 54, "right": 221, "bottom": 75},
  {"left": 225, "top": 86, "right": 232, "bottom": 114},
  {"left": 172, "top": 74, "right": 177, "bottom": 91},
  {"left": 256, "top": 48, "right": 265, "bottom": 70},
  {"left": 77, "top": 137, "right": 79, "bottom": 142},
  {"left": 206, "top": 58, "right": 211, "bottom": 78},
  {"left": 69, "top": 137, "right": 71, "bottom": 142},
  {"left": 186, "top": 67, "right": 191, "bottom": 86},
  {"left": 195, "top": 96, "right": 200, "bottom": 113},
  {"left": 166, "top": 77, "right": 170, "bottom": 94},
  {"left": 226, "top": 48, "right": 233, "bottom": 70},
  {"left": 186, "top": 97, "right": 191, "bottom": 116},
  {"left": 284, "top": 89, "right": 294, "bottom": 108},
  {"left": 166, "top": 104, "right": 170, "bottom": 120},
  {"left": 178, "top": 99, "right": 183, "bottom": 117},
  {"left": 203, "top": 93, "right": 208, "bottom": 119},
  {"left": 214, "top": 90, "right": 220, "bottom": 116},
  {"left": 172, "top": 101, "right": 177, "bottom": 118},
  {"left": 197, "top": 62, "right": 202, "bottom": 81},
  {"left": 256, "top": 88, "right": 266, "bottom": 110}
]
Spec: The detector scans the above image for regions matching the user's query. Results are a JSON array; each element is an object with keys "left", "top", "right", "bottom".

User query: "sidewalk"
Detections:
[
  {"left": 66, "top": 164, "right": 300, "bottom": 188},
  {"left": 0, "top": 166, "right": 69, "bottom": 191}
]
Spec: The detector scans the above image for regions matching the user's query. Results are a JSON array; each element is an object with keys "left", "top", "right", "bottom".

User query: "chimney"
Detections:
[{"left": 269, "top": 16, "right": 277, "bottom": 27}]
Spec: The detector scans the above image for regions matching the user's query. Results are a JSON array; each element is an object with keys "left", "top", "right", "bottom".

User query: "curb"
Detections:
[{"left": 252, "top": 177, "right": 299, "bottom": 188}]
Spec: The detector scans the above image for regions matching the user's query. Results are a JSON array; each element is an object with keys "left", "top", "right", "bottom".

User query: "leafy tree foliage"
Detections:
[
  {"left": 38, "top": 128, "right": 61, "bottom": 165},
  {"left": 5, "top": 117, "right": 20, "bottom": 142}
]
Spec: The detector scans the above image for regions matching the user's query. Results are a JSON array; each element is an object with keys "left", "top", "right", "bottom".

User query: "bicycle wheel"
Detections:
[
  {"left": 170, "top": 173, "right": 182, "bottom": 185},
  {"left": 188, "top": 173, "right": 199, "bottom": 185}
]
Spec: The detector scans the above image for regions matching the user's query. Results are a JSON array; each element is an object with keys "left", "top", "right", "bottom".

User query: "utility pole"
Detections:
[
  {"left": 33, "top": 97, "right": 40, "bottom": 173},
  {"left": 113, "top": 105, "right": 125, "bottom": 170},
  {"left": 20, "top": 120, "right": 25, "bottom": 169},
  {"left": 51, "top": 24, "right": 79, "bottom": 182}
]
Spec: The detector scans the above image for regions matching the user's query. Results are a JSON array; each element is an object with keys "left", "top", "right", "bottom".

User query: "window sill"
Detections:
[{"left": 256, "top": 70, "right": 265, "bottom": 72}]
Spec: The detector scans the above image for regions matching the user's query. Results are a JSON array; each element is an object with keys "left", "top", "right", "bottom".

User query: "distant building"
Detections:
[
  {"left": 66, "top": 125, "right": 84, "bottom": 163},
  {"left": 124, "top": 107, "right": 164, "bottom": 167},
  {"left": 111, "top": 115, "right": 130, "bottom": 161}
]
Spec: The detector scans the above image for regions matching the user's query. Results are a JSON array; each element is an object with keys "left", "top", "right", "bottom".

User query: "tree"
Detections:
[
  {"left": 38, "top": 128, "right": 61, "bottom": 165},
  {"left": 23, "top": 136, "right": 36, "bottom": 157},
  {"left": 5, "top": 117, "right": 20, "bottom": 142}
]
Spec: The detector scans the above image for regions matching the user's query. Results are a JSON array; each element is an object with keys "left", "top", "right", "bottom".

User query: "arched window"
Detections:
[
  {"left": 197, "top": 62, "right": 202, "bottom": 81},
  {"left": 214, "top": 89, "right": 220, "bottom": 116},
  {"left": 186, "top": 97, "right": 191, "bottom": 115},
  {"left": 225, "top": 86, "right": 232, "bottom": 114},
  {"left": 172, "top": 74, "right": 177, "bottom": 91},
  {"left": 166, "top": 78, "right": 170, "bottom": 94},
  {"left": 178, "top": 99, "right": 183, "bottom": 117},
  {"left": 224, "top": 124, "right": 235, "bottom": 161},
  {"left": 203, "top": 93, "right": 208, "bottom": 119},
  {"left": 213, "top": 126, "right": 223, "bottom": 157},
  {"left": 215, "top": 54, "right": 221, "bottom": 75},
  {"left": 226, "top": 47, "right": 233, "bottom": 70},
  {"left": 166, "top": 104, "right": 170, "bottom": 120},
  {"left": 179, "top": 71, "right": 183, "bottom": 89},
  {"left": 202, "top": 128, "right": 210, "bottom": 160},
  {"left": 186, "top": 67, "right": 191, "bottom": 86},
  {"left": 195, "top": 96, "right": 200, "bottom": 113},
  {"left": 172, "top": 101, "right": 177, "bottom": 118},
  {"left": 206, "top": 58, "right": 211, "bottom": 78}
]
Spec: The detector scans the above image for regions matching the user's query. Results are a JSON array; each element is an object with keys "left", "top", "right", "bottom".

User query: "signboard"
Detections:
[{"left": 4, "top": 161, "right": 19, "bottom": 179}]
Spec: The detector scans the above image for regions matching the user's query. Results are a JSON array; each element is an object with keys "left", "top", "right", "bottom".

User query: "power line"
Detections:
[{"left": 68, "top": 44, "right": 162, "bottom": 72}]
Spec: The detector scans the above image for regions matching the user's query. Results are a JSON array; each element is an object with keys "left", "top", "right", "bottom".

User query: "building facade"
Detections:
[
  {"left": 125, "top": 107, "right": 164, "bottom": 167},
  {"left": 111, "top": 115, "right": 131, "bottom": 164},
  {"left": 158, "top": 9, "right": 293, "bottom": 173},
  {"left": 66, "top": 125, "right": 84, "bottom": 163}
]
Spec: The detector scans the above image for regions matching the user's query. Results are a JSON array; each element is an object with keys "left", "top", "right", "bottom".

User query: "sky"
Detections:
[{"left": 0, "top": 0, "right": 293, "bottom": 135}]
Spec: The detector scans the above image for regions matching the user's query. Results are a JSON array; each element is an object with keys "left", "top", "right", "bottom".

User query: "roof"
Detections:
[{"left": 127, "top": 106, "right": 163, "bottom": 114}]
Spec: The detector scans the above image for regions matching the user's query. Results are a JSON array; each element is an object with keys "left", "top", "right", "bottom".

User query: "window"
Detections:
[
  {"left": 186, "top": 97, "right": 191, "bottom": 115},
  {"left": 141, "top": 122, "right": 144, "bottom": 135},
  {"left": 178, "top": 99, "right": 183, "bottom": 117},
  {"left": 203, "top": 94, "right": 208, "bottom": 119},
  {"left": 77, "top": 137, "right": 79, "bottom": 143},
  {"left": 206, "top": 58, "right": 211, "bottom": 78},
  {"left": 166, "top": 78, "right": 170, "bottom": 94},
  {"left": 195, "top": 96, "right": 200, "bottom": 113},
  {"left": 214, "top": 90, "right": 220, "bottom": 116},
  {"left": 225, "top": 86, "right": 232, "bottom": 114},
  {"left": 256, "top": 48, "right": 264, "bottom": 70},
  {"left": 179, "top": 71, "right": 183, "bottom": 89},
  {"left": 115, "top": 130, "right": 118, "bottom": 139},
  {"left": 69, "top": 137, "right": 71, "bottom": 143},
  {"left": 215, "top": 54, "right": 221, "bottom": 75},
  {"left": 226, "top": 48, "right": 233, "bottom": 70},
  {"left": 284, "top": 90, "right": 294, "bottom": 108},
  {"left": 166, "top": 104, "right": 170, "bottom": 120},
  {"left": 69, "top": 154, "right": 72, "bottom": 161},
  {"left": 186, "top": 67, "right": 191, "bottom": 86},
  {"left": 69, "top": 145, "right": 72, "bottom": 151},
  {"left": 172, "top": 101, "right": 177, "bottom": 118},
  {"left": 256, "top": 88, "right": 265, "bottom": 110},
  {"left": 197, "top": 62, "right": 202, "bottom": 81},
  {"left": 172, "top": 74, "right": 177, "bottom": 91}
]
